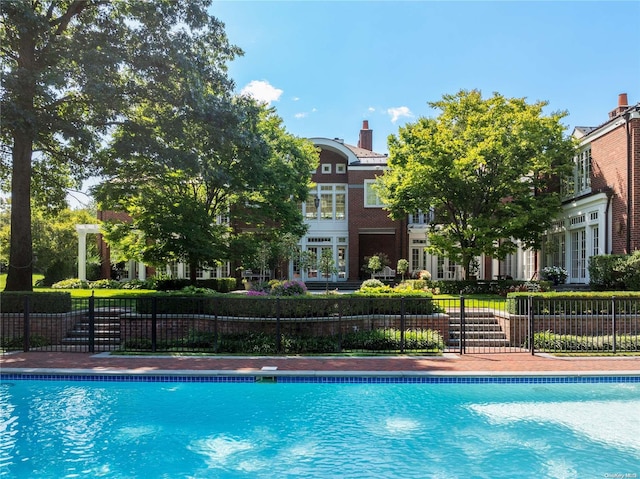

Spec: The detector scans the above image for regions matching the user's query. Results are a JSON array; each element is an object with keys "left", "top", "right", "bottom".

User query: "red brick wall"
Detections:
[
  {"left": 590, "top": 119, "right": 640, "bottom": 253},
  {"left": 314, "top": 149, "right": 348, "bottom": 184},
  {"left": 347, "top": 168, "right": 403, "bottom": 280}
]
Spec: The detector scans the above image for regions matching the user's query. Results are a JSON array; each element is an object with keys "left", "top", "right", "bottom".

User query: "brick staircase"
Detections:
[
  {"left": 448, "top": 310, "right": 511, "bottom": 349},
  {"left": 62, "top": 308, "right": 124, "bottom": 351}
]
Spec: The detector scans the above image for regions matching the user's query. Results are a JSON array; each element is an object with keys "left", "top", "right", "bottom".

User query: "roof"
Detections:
[
  {"left": 573, "top": 103, "right": 640, "bottom": 140},
  {"left": 344, "top": 143, "right": 388, "bottom": 164}
]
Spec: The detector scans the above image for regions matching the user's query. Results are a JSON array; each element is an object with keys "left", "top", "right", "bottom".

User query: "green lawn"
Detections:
[
  {"left": 0, "top": 274, "right": 155, "bottom": 297},
  {"left": 0, "top": 273, "right": 43, "bottom": 290}
]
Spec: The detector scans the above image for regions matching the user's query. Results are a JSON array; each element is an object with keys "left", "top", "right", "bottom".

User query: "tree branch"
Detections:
[{"left": 50, "top": 0, "right": 89, "bottom": 35}]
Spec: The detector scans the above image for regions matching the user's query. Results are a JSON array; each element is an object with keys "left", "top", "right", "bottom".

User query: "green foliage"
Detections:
[
  {"left": 368, "top": 255, "right": 383, "bottom": 276},
  {"left": 589, "top": 252, "right": 640, "bottom": 291},
  {"left": 0, "top": 207, "right": 97, "bottom": 284},
  {"left": 122, "top": 328, "right": 443, "bottom": 354},
  {"left": 269, "top": 280, "right": 308, "bottom": 296},
  {"left": 589, "top": 255, "right": 627, "bottom": 290},
  {"left": 377, "top": 89, "right": 576, "bottom": 278},
  {"left": 342, "top": 329, "right": 444, "bottom": 352},
  {"left": 51, "top": 279, "right": 91, "bottom": 289},
  {"left": 0, "top": 292, "right": 71, "bottom": 313},
  {"left": 1, "top": 335, "right": 50, "bottom": 351},
  {"left": 532, "top": 331, "right": 640, "bottom": 352},
  {"left": 3, "top": 1, "right": 246, "bottom": 291},
  {"left": 397, "top": 259, "right": 409, "bottom": 280},
  {"left": 97, "top": 101, "right": 318, "bottom": 281},
  {"left": 507, "top": 291, "right": 640, "bottom": 315},
  {"left": 360, "top": 279, "right": 385, "bottom": 289}
]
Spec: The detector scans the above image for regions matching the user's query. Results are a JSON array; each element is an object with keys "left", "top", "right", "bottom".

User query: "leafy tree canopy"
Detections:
[
  {"left": 94, "top": 98, "right": 318, "bottom": 282},
  {"left": 377, "top": 90, "right": 576, "bottom": 279},
  {"left": 1, "top": 0, "right": 239, "bottom": 290}
]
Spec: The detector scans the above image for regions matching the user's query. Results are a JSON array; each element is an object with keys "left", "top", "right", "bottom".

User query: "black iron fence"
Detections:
[{"left": 2, "top": 295, "right": 639, "bottom": 354}]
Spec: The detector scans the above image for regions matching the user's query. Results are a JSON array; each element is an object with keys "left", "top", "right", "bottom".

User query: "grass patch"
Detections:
[{"left": 0, "top": 274, "right": 44, "bottom": 290}]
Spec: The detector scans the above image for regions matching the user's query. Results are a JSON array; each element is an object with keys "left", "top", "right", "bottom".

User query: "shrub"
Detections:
[
  {"left": 0, "top": 292, "right": 72, "bottom": 313},
  {"left": 589, "top": 254, "right": 627, "bottom": 290},
  {"left": 342, "top": 328, "right": 443, "bottom": 351},
  {"left": 269, "top": 280, "right": 308, "bottom": 296},
  {"left": 360, "top": 279, "right": 384, "bottom": 289},
  {"left": 1, "top": 335, "right": 50, "bottom": 351},
  {"left": 90, "top": 279, "right": 122, "bottom": 289},
  {"left": 51, "top": 278, "right": 90, "bottom": 289}
]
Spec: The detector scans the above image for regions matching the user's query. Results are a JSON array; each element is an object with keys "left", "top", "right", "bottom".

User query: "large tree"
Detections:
[
  {"left": 0, "top": 0, "right": 239, "bottom": 291},
  {"left": 377, "top": 90, "right": 576, "bottom": 279},
  {"left": 95, "top": 97, "right": 318, "bottom": 283}
]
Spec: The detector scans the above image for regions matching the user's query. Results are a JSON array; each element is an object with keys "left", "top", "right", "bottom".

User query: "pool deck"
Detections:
[{"left": 2, "top": 351, "right": 640, "bottom": 377}]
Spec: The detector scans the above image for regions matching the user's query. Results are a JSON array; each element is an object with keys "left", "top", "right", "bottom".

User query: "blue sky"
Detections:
[{"left": 213, "top": 1, "right": 640, "bottom": 154}]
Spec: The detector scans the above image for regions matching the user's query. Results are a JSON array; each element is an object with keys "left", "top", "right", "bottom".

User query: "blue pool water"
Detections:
[{"left": 1, "top": 376, "right": 639, "bottom": 479}]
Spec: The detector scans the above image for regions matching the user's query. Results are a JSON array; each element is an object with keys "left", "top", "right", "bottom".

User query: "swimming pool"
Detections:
[{"left": 1, "top": 375, "right": 639, "bottom": 479}]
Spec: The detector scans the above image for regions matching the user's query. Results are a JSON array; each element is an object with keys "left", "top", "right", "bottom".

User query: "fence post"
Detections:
[
  {"left": 337, "top": 297, "right": 343, "bottom": 353},
  {"left": 213, "top": 298, "right": 219, "bottom": 353},
  {"left": 276, "top": 298, "right": 282, "bottom": 353},
  {"left": 528, "top": 295, "right": 534, "bottom": 355},
  {"left": 88, "top": 293, "right": 95, "bottom": 353},
  {"left": 400, "top": 297, "right": 406, "bottom": 354},
  {"left": 23, "top": 295, "right": 30, "bottom": 352},
  {"left": 611, "top": 296, "right": 617, "bottom": 354},
  {"left": 151, "top": 296, "right": 157, "bottom": 353},
  {"left": 460, "top": 296, "right": 465, "bottom": 354}
]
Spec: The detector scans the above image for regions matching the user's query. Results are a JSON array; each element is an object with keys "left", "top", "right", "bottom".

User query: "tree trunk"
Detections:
[
  {"left": 5, "top": 21, "right": 38, "bottom": 291},
  {"left": 6, "top": 132, "right": 34, "bottom": 291},
  {"left": 189, "top": 262, "right": 197, "bottom": 285}
]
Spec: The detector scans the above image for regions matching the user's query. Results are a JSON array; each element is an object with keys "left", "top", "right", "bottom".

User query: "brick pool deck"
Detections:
[{"left": 2, "top": 351, "right": 640, "bottom": 376}]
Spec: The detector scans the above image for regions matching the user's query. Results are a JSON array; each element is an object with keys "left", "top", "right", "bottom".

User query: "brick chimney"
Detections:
[
  {"left": 358, "top": 120, "right": 373, "bottom": 151},
  {"left": 609, "top": 93, "right": 629, "bottom": 119}
]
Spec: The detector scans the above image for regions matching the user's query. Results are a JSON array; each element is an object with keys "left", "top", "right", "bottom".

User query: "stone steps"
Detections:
[
  {"left": 61, "top": 315, "right": 121, "bottom": 349},
  {"left": 448, "top": 312, "right": 510, "bottom": 348}
]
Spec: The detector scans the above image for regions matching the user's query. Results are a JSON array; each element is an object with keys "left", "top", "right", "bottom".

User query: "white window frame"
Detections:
[
  {"left": 364, "top": 180, "right": 384, "bottom": 208},
  {"left": 336, "top": 164, "right": 346, "bottom": 174},
  {"left": 321, "top": 164, "right": 332, "bottom": 174}
]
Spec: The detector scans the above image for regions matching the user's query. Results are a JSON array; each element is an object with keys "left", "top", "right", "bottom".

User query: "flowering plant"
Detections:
[
  {"left": 270, "top": 280, "right": 308, "bottom": 296},
  {"left": 541, "top": 266, "right": 568, "bottom": 284}
]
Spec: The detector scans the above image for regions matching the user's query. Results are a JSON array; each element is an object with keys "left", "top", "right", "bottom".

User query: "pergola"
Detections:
[{"left": 75, "top": 224, "right": 100, "bottom": 281}]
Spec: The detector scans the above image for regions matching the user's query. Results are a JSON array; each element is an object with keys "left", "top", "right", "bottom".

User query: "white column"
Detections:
[
  {"left": 77, "top": 229, "right": 87, "bottom": 280},
  {"left": 138, "top": 262, "right": 146, "bottom": 280},
  {"left": 75, "top": 224, "right": 100, "bottom": 281}
]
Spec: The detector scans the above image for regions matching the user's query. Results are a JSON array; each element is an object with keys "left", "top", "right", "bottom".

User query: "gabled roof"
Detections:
[{"left": 573, "top": 126, "right": 598, "bottom": 138}]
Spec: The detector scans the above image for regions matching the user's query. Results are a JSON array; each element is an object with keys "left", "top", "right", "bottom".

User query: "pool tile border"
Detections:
[{"left": 2, "top": 371, "right": 639, "bottom": 384}]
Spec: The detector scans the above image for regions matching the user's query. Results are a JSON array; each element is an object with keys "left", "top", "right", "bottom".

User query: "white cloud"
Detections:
[
  {"left": 239, "top": 80, "right": 283, "bottom": 105},
  {"left": 294, "top": 112, "right": 307, "bottom": 119},
  {"left": 387, "top": 106, "right": 413, "bottom": 123},
  {"left": 368, "top": 107, "right": 376, "bottom": 112},
  {"left": 292, "top": 96, "right": 300, "bottom": 102}
]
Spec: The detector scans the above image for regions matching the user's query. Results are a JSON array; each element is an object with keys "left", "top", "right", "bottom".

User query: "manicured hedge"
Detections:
[
  {"left": 133, "top": 293, "right": 439, "bottom": 317},
  {"left": 531, "top": 331, "right": 640, "bottom": 351},
  {"left": 507, "top": 292, "right": 640, "bottom": 315},
  {"left": 0, "top": 292, "right": 72, "bottom": 313},
  {"left": 122, "top": 328, "right": 444, "bottom": 354}
]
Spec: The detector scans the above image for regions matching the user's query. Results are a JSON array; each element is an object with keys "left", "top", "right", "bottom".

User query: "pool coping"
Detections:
[{"left": 3, "top": 367, "right": 640, "bottom": 379}]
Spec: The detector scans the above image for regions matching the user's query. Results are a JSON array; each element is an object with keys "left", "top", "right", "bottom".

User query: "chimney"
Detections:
[
  {"left": 358, "top": 120, "right": 373, "bottom": 151},
  {"left": 609, "top": 93, "right": 629, "bottom": 119}
]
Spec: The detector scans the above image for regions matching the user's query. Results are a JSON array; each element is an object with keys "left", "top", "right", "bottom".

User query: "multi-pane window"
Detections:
[
  {"left": 409, "top": 209, "right": 434, "bottom": 225},
  {"left": 364, "top": 180, "right": 384, "bottom": 207},
  {"left": 592, "top": 226, "right": 600, "bottom": 257},
  {"left": 571, "top": 229, "right": 587, "bottom": 280},
  {"left": 305, "top": 185, "right": 347, "bottom": 220},
  {"left": 305, "top": 194, "right": 318, "bottom": 219},
  {"left": 320, "top": 185, "right": 333, "bottom": 219},
  {"left": 562, "top": 147, "right": 591, "bottom": 197}
]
